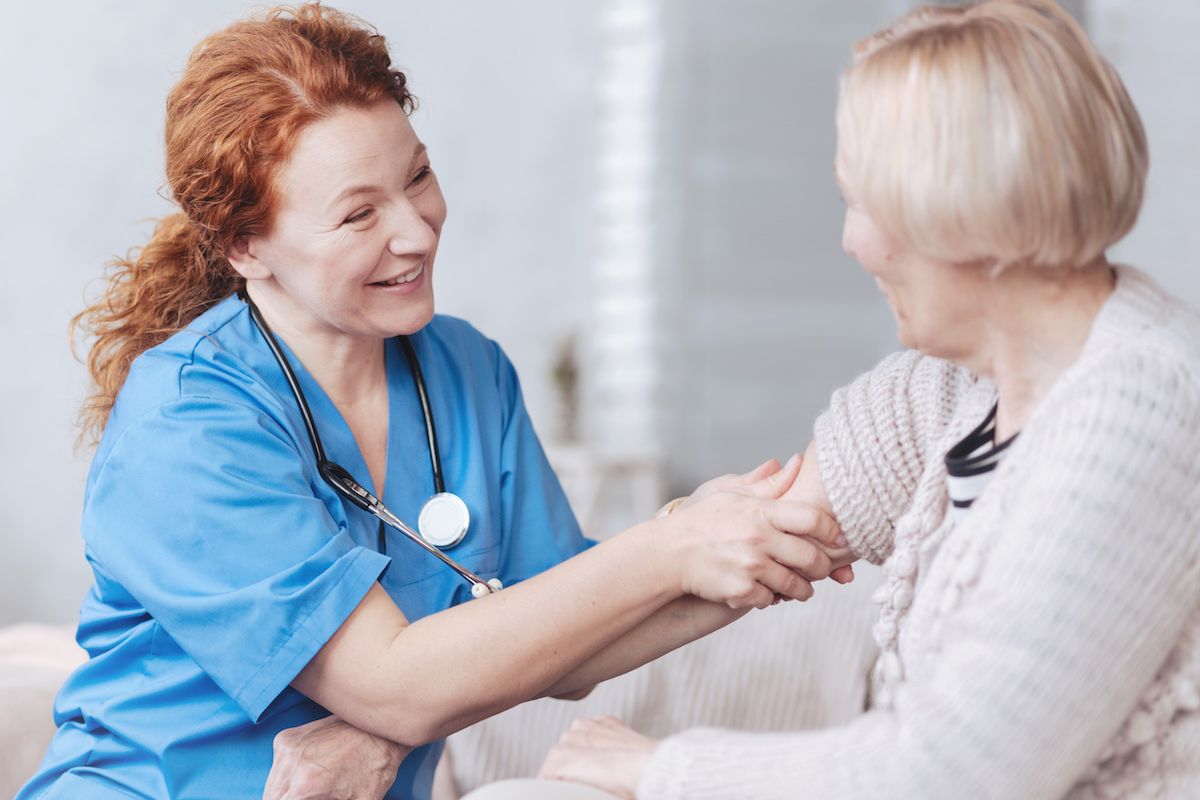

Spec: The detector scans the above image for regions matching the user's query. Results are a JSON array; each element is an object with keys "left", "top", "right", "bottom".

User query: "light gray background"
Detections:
[{"left": 2, "top": 0, "right": 1197, "bottom": 625}]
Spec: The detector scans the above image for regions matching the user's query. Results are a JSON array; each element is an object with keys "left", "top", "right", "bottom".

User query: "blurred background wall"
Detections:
[{"left": 2, "top": 0, "right": 1197, "bottom": 626}]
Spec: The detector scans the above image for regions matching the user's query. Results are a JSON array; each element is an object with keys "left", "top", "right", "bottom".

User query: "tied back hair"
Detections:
[{"left": 73, "top": 2, "right": 416, "bottom": 444}]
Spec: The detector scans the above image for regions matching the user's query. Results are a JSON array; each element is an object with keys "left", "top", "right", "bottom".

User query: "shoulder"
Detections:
[
  {"left": 1052, "top": 267, "right": 1200, "bottom": 431},
  {"left": 97, "top": 296, "right": 297, "bottom": 469},
  {"left": 418, "top": 314, "right": 520, "bottom": 391},
  {"left": 112, "top": 295, "right": 266, "bottom": 410},
  {"left": 1014, "top": 287, "right": 1200, "bottom": 497},
  {"left": 831, "top": 349, "right": 981, "bottom": 451},
  {"left": 1099, "top": 266, "right": 1200, "bottom": 384}
]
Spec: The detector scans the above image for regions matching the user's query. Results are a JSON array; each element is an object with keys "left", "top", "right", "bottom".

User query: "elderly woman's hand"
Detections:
[
  {"left": 539, "top": 716, "right": 660, "bottom": 799},
  {"left": 263, "top": 715, "right": 409, "bottom": 800}
]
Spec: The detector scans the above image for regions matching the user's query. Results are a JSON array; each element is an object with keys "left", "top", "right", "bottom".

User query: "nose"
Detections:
[
  {"left": 841, "top": 212, "right": 855, "bottom": 259},
  {"left": 386, "top": 197, "right": 439, "bottom": 258}
]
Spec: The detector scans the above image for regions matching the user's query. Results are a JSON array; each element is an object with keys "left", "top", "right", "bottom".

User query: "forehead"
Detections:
[{"left": 275, "top": 100, "right": 422, "bottom": 203}]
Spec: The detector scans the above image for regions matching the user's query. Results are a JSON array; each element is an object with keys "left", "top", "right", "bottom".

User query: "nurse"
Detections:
[{"left": 17, "top": 5, "right": 850, "bottom": 800}]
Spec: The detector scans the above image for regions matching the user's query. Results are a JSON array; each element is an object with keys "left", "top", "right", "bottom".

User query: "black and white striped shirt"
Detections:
[{"left": 945, "top": 403, "right": 1018, "bottom": 519}]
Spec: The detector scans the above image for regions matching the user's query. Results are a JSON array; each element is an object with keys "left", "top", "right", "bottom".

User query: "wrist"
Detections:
[{"left": 634, "top": 516, "right": 688, "bottom": 600}]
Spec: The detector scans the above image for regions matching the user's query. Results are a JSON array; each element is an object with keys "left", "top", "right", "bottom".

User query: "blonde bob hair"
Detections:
[{"left": 836, "top": 0, "right": 1148, "bottom": 270}]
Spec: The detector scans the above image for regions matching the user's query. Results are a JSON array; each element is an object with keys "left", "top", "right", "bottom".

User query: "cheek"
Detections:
[
  {"left": 842, "top": 209, "right": 892, "bottom": 275},
  {"left": 421, "top": 184, "right": 448, "bottom": 236}
]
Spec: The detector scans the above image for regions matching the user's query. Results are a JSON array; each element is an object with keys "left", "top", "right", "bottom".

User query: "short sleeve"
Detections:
[
  {"left": 84, "top": 397, "right": 391, "bottom": 721},
  {"left": 491, "top": 345, "right": 593, "bottom": 583},
  {"left": 814, "top": 350, "right": 972, "bottom": 564}
]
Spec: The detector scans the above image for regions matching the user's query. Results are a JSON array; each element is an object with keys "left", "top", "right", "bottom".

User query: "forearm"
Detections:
[
  {"left": 297, "top": 519, "right": 680, "bottom": 744},
  {"left": 539, "top": 596, "right": 749, "bottom": 698},
  {"left": 297, "top": 466, "right": 844, "bottom": 746}
]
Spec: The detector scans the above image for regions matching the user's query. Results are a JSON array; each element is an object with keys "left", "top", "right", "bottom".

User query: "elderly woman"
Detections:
[
  {"left": 541, "top": 1, "right": 1200, "bottom": 798},
  {"left": 15, "top": 5, "right": 855, "bottom": 800}
]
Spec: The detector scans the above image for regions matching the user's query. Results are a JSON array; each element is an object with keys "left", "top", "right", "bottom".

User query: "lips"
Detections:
[{"left": 370, "top": 263, "right": 424, "bottom": 287}]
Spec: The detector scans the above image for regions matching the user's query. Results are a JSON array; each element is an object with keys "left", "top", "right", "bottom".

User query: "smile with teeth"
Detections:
[{"left": 372, "top": 264, "right": 424, "bottom": 286}]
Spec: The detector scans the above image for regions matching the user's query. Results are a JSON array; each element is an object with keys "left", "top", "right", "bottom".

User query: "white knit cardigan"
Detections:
[{"left": 637, "top": 266, "right": 1200, "bottom": 800}]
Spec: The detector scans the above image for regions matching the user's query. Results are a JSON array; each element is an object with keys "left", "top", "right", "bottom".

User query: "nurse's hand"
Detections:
[
  {"left": 660, "top": 454, "right": 848, "bottom": 608},
  {"left": 672, "top": 455, "right": 799, "bottom": 513},
  {"left": 539, "top": 716, "right": 658, "bottom": 799},
  {"left": 264, "top": 715, "right": 408, "bottom": 800},
  {"left": 675, "top": 454, "right": 855, "bottom": 586}
]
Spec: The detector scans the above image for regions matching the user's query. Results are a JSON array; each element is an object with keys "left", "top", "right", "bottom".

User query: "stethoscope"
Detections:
[{"left": 241, "top": 291, "right": 503, "bottom": 598}]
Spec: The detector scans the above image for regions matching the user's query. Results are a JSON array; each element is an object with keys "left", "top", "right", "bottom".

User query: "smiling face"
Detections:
[
  {"left": 835, "top": 156, "right": 989, "bottom": 361},
  {"left": 231, "top": 99, "right": 446, "bottom": 342}
]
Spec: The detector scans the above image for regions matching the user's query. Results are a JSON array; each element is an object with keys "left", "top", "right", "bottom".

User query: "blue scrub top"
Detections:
[{"left": 18, "top": 294, "right": 591, "bottom": 800}]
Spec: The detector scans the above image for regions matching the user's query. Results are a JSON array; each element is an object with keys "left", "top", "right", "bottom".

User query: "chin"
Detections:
[
  {"left": 892, "top": 314, "right": 925, "bottom": 353},
  {"left": 390, "top": 294, "right": 436, "bottom": 336}
]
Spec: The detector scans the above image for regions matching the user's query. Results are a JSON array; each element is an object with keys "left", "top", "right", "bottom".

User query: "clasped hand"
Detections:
[
  {"left": 262, "top": 715, "right": 409, "bottom": 800},
  {"left": 659, "top": 453, "right": 854, "bottom": 609}
]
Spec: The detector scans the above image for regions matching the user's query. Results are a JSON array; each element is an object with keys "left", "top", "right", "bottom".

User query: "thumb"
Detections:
[{"left": 741, "top": 453, "right": 802, "bottom": 499}]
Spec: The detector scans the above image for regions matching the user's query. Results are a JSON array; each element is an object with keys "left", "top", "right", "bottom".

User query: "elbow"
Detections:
[
  {"left": 367, "top": 697, "right": 453, "bottom": 747},
  {"left": 370, "top": 714, "right": 435, "bottom": 749},
  {"left": 550, "top": 685, "right": 595, "bottom": 701}
]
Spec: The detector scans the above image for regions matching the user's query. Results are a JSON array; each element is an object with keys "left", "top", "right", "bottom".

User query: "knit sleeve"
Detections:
[
  {"left": 813, "top": 350, "right": 970, "bottom": 564},
  {"left": 637, "top": 352, "right": 1200, "bottom": 800}
]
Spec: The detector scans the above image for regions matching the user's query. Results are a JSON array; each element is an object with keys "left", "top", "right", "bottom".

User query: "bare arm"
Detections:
[
  {"left": 293, "top": 483, "right": 842, "bottom": 747},
  {"left": 537, "top": 595, "right": 748, "bottom": 699},
  {"left": 539, "top": 454, "right": 855, "bottom": 699}
]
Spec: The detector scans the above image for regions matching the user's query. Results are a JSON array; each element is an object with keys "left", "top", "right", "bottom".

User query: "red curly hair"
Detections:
[{"left": 73, "top": 3, "right": 416, "bottom": 443}]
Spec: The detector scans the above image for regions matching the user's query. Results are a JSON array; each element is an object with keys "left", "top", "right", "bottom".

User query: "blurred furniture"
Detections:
[{"left": 0, "top": 624, "right": 86, "bottom": 799}]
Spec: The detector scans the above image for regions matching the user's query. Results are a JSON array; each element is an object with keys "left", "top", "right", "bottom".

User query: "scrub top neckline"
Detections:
[{"left": 266, "top": 330, "right": 410, "bottom": 507}]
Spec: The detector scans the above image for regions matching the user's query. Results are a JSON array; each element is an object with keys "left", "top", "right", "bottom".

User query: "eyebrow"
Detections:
[{"left": 329, "top": 143, "right": 428, "bottom": 207}]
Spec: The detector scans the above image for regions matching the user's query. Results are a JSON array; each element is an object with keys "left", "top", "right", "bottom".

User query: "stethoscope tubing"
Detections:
[
  {"left": 399, "top": 336, "right": 446, "bottom": 495},
  {"left": 240, "top": 291, "right": 500, "bottom": 596},
  {"left": 370, "top": 502, "right": 495, "bottom": 589}
]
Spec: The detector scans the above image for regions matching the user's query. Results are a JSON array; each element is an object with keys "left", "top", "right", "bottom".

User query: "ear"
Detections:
[{"left": 226, "top": 235, "right": 273, "bottom": 281}]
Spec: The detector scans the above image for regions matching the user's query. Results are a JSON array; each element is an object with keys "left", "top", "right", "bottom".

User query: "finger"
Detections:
[
  {"left": 831, "top": 564, "right": 855, "bottom": 584},
  {"left": 764, "top": 499, "right": 842, "bottom": 547},
  {"left": 756, "top": 559, "right": 816, "bottom": 601},
  {"left": 736, "top": 458, "right": 782, "bottom": 486},
  {"left": 747, "top": 583, "right": 778, "bottom": 609},
  {"left": 740, "top": 453, "right": 803, "bottom": 499},
  {"left": 764, "top": 528, "right": 835, "bottom": 580},
  {"left": 728, "top": 581, "right": 776, "bottom": 610}
]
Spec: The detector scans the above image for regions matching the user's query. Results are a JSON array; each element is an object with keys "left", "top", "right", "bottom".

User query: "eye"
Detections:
[
  {"left": 343, "top": 207, "right": 374, "bottom": 225},
  {"left": 410, "top": 166, "right": 433, "bottom": 186}
]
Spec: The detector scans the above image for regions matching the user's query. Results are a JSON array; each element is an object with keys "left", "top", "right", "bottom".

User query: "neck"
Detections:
[
  {"left": 245, "top": 282, "right": 387, "bottom": 410},
  {"left": 968, "top": 260, "right": 1116, "bottom": 440}
]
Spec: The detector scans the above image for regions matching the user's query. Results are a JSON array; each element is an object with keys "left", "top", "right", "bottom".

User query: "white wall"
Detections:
[
  {"left": 0, "top": 1, "right": 597, "bottom": 625},
  {"left": 2, "top": 0, "right": 1198, "bottom": 626},
  {"left": 1092, "top": 0, "right": 1200, "bottom": 304},
  {"left": 652, "top": 0, "right": 1200, "bottom": 494},
  {"left": 654, "top": 0, "right": 912, "bottom": 495}
]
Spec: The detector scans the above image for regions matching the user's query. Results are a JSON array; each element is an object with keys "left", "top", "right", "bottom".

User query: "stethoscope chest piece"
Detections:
[{"left": 418, "top": 492, "right": 471, "bottom": 548}]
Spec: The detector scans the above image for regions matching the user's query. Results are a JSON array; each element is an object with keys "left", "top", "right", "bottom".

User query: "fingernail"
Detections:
[{"left": 836, "top": 533, "right": 848, "bottom": 548}]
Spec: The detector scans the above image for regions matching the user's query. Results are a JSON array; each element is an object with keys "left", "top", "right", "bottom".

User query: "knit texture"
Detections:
[{"left": 637, "top": 266, "right": 1200, "bottom": 800}]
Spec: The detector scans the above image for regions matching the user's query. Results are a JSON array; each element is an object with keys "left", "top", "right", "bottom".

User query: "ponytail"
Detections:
[
  {"left": 72, "top": 213, "right": 242, "bottom": 444},
  {"left": 73, "top": 2, "right": 415, "bottom": 445}
]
